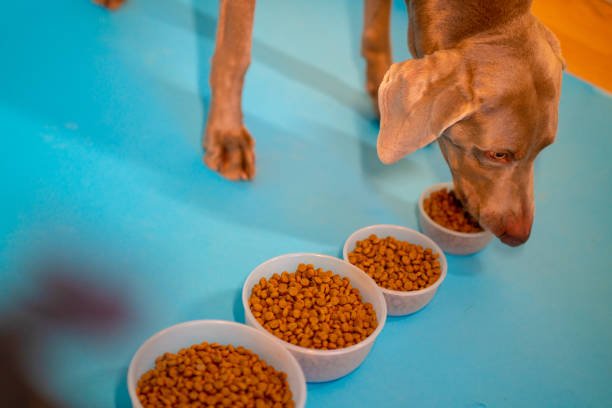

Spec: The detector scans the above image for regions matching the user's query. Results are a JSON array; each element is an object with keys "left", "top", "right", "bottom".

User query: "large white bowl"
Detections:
[
  {"left": 343, "top": 224, "right": 448, "bottom": 316},
  {"left": 127, "top": 320, "right": 306, "bottom": 408},
  {"left": 242, "top": 253, "right": 387, "bottom": 382},
  {"left": 418, "top": 182, "right": 494, "bottom": 255}
]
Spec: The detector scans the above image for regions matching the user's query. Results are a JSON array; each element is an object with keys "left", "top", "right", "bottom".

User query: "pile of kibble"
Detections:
[
  {"left": 424, "top": 188, "right": 483, "bottom": 233},
  {"left": 248, "top": 264, "right": 378, "bottom": 350},
  {"left": 348, "top": 234, "right": 441, "bottom": 291},
  {"left": 136, "top": 342, "right": 294, "bottom": 408}
]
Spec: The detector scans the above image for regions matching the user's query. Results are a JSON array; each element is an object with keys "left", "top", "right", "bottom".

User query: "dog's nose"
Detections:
[{"left": 500, "top": 219, "right": 532, "bottom": 246}]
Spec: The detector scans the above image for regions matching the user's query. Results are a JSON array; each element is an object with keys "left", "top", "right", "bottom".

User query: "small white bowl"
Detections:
[
  {"left": 127, "top": 320, "right": 307, "bottom": 408},
  {"left": 418, "top": 182, "right": 494, "bottom": 255},
  {"left": 242, "top": 253, "right": 387, "bottom": 382},
  {"left": 343, "top": 225, "right": 448, "bottom": 316}
]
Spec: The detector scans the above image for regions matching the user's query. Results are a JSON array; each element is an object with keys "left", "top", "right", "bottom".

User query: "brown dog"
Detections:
[
  {"left": 375, "top": 0, "right": 564, "bottom": 246},
  {"left": 97, "top": 0, "right": 563, "bottom": 246}
]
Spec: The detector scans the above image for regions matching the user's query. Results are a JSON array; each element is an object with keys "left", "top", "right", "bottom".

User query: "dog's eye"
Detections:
[{"left": 485, "top": 151, "right": 511, "bottom": 162}]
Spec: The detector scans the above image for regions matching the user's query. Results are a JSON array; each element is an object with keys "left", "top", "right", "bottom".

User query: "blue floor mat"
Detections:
[{"left": 1, "top": 0, "right": 611, "bottom": 407}]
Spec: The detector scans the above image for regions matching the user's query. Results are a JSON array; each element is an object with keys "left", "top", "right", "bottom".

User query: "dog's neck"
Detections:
[{"left": 408, "top": 0, "right": 533, "bottom": 56}]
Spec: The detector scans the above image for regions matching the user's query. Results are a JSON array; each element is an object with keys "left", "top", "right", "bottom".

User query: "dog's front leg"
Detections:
[
  {"left": 204, "top": 0, "right": 256, "bottom": 181},
  {"left": 362, "top": 0, "right": 392, "bottom": 117}
]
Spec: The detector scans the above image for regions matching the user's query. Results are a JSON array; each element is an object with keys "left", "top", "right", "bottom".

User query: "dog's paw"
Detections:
[
  {"left": 203, "top": 126, "right": 256, "bottom": 181},
  {"left": 93, "top": 0, "right": 125, "bottom": 10}
]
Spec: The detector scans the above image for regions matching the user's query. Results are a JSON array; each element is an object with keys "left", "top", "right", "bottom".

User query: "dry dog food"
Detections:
[
  {"left": 348, "top": 234, "right": 441, "bottom": 291},
  {"left": 136, "top": 342, "right": 294, "bottom": 408},
  {"left": 249, "top": 264, "right": 378, "bottom": 350},
  {"left": 424, "top": 188, "right": 483, "bottom": 233}
]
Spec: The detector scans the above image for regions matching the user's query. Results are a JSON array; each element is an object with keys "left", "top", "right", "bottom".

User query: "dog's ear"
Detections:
[{"left": 377, "top": 49, "right": 476, "bottom": 164}]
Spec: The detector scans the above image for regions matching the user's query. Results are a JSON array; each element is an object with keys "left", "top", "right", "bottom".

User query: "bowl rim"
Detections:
[
  {"left": 342, "top": 224, "right": 448, "bottom": 298},
  {"left": 418, "top": 181, "right": 493, "bottom": 239},
  {"left": 127, "top": 319, "right": 307, "bottom": 408},
  {"left": 242, "top": 253, "right": 387, "bottom": 357}
]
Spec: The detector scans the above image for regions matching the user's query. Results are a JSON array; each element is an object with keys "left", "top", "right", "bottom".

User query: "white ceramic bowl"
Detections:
[
  {"left": 127, "top": 320, "right": 306, "bottom": 408},
  {"left": 343, "top": 224, "right": 448, "bottom": 316},
  {"left": 242, "top": 253, "right": 387, "bottom": 382},
  {"left": 418, "top": 182, "right": 494, "bottom": 255}
]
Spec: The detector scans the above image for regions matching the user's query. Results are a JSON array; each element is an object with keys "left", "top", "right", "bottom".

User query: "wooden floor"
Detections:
[{"left": 532, "top": 0, "right": 612, "bottom": 92}]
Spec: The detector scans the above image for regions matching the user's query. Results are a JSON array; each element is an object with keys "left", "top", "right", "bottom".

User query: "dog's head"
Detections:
[{"left": 377, "top": 19, "right": 564, "bottom": 246}]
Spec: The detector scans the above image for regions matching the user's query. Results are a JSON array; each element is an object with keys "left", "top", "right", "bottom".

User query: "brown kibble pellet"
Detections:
[
  {"left": 136, "top": 342, "right": 294, "bottom": 408},
  {"left": 348, "top": 235, "right": 442, "bottom": 292},
  {"left": 424, "top": 188, "right": 483, "bottom": 233},
  {"left": 249, "top": 264, "right": 378, "bottom": 350}
]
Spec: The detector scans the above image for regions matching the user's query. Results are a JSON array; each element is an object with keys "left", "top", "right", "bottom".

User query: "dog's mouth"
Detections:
[
  {"left": 452, "top": 186, "right": 483, "bottom": 227},
  {"left": 453, "top": 187, "right": 507, "bottom": 237},
  {"left": 450, "top": 181, "right": 533, "bottom": 245}
]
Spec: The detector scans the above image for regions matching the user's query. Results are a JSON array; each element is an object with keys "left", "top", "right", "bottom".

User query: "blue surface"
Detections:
[{"left": 1, "top": 0, "right": 611, "bottom": 407}]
